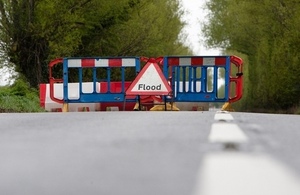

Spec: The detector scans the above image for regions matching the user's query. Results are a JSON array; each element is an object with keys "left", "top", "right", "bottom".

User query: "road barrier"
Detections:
[{"left": 41, "top": 55, "right": 243, "bottom": 111}]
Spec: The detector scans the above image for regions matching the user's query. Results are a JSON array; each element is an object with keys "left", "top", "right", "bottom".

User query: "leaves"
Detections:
[
  {"left": 0, "top": 0, "right": 191, "bottom": 88},
  {"left": 204, "top": 0, "right": 300, "bottom": 112}
]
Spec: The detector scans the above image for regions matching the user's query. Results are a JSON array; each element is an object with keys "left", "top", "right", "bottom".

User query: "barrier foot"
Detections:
[
  {"left": 133, "top": 102, "right": 140, "bottom": 111},
  {"left": 221, "top": 102, "right": 235, "bottom": 112},
  {"left": 171, "top": 102, "right": 180, "bottom": 111},
  {"left": 62, "top": 103, "right": 69, "bottom": 112},
  {"left": 150, "top": 103, "right": 180, "bottom": 111},
  {"left": 133, "top": 102, "right": 147, "bottom": 111}
]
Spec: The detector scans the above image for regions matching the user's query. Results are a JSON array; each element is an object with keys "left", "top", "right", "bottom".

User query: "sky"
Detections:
[{"left": 180, "top": 0, "right": 220, "bottom": 55}]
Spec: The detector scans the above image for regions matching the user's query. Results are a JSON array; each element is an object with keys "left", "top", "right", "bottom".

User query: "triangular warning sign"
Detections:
[{"left": 126, "top": 62, "right": 172, "bottom": 95}]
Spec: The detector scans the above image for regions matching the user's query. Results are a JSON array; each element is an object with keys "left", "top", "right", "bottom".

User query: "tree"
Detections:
[
  {"left": 0, "top": 0, "right": 191, "bottom": 87},
  {"left": 203, "top": 0, "right": 300, "bottom": 112}
]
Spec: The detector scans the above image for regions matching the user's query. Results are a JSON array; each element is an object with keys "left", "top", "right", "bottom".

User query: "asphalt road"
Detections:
[
  {"left": 1, "top": 111, "right": 300, "bottom": 195},
  {"left": 233, "top": 112, "right": 300, "bottom": 174}
]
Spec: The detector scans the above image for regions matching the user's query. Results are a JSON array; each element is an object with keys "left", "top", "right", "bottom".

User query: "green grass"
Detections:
[{"left": 0, "top": 79, "right": 46, "bottom": 113}]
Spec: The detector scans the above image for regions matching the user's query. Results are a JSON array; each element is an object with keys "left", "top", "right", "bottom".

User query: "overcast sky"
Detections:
[{"left": 180, "top": 0, "right": 220, "bottom": 55}]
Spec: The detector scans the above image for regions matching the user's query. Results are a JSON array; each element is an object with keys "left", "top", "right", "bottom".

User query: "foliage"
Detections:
[
  {"left": 204, "top": 0, "right": 300, "bottom": 113},
  {"left": 0, "top": 78, "right": 45, "bottom": 112},
  {"left": 0, "top": 0, "right": 191, "bottom": 88}
]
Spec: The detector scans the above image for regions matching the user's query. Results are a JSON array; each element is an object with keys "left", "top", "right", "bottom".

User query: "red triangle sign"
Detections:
[{"left": 126, "top": 62, "right": 172, "bottom": 95}]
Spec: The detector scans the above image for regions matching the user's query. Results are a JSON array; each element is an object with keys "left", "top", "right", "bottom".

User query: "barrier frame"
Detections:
[
  {"left": 162, "top": 56, "right": 232, "bottom": 102},
  {"left": 49, "top": 57, "right": 141, "bottom": 104}
]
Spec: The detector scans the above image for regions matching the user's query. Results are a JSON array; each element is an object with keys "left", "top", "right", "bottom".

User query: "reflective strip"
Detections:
[
  {"left": 122, "top": 58, "right": 136, "bottom": 67},
  {"left": 95, "top": 59, "right": 109, "bottom": 67},
  {"left": 67, "top": 59, "right": 82, "bottom": 67},
  {"left": 203, "top": 58, "right": 216, "bottom": 66},
  {"left": 67, "top": 58, "right": 137, "bottom": 67},
  {"left": 179, "top": 58, "right": 191, "bottom": 66},
  {"left": 167, "top": 57, "right": 227, "bottom": 66}
]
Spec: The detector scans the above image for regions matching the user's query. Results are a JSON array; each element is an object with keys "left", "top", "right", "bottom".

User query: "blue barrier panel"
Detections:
[
  {"left": 49, "top": 57, "right": 140, "bottom": 104},
  {"left": 162, "top": 56, "right": 231, "bottom": 102}
]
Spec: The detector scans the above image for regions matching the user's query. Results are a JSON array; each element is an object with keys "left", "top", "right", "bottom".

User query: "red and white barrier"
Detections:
[
  {"left": 39, "top": 82, "right": 136, "bottom": 112},
  {"left": 40, "top": 82, "right": 101, "bottom": 112}
]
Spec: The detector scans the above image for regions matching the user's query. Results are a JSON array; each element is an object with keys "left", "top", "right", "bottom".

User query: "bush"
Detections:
[{"left": 0, "top": 79, "right": 46, "bottom": 113}]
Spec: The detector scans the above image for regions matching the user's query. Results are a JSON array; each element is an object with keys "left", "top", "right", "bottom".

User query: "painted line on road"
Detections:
[
  {"left": 193, "top": 152, "right": 300, "bottom": 195},
  {"left": 214, "top": 112, "right": 234, "bottom": 121},
  {"left": 194, "top": 111, "right": 300, "bottom": 195},
  {"left": 209, "top": 123, "right": 248, "bottom": 143}
]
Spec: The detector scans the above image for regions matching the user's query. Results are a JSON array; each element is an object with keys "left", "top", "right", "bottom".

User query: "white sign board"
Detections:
[{"left": 126, "top": 62, "right": 171, "bottom": 95}]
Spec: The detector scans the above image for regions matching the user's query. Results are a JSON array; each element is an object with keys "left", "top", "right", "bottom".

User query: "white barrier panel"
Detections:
[{"left": 40, "top": 82, "right": 100, "bottom": 112}]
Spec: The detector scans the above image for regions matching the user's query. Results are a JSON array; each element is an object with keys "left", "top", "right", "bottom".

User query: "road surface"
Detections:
[{"left": 1, "top": 111, "right": 300, "bottom": 195}]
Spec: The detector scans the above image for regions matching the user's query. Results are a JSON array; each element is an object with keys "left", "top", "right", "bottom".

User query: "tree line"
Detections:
[
  {"left": 204, "top": 0, "right": 300, "bottom": 112},
  {"left": 0, "top": 0, "right": 192, "bottom": 87}
]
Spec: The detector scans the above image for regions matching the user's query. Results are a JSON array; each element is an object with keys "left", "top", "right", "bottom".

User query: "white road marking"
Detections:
[
  {"left": 216, "top": 110, "right": 229, "bottom": 113},
  {"left": 193, "top": 152, "right": 300, "bottom": 195},
  {"left": 209, "top": 123, "right": 248, "bottom": 143},
  {"left": 214, "top": 113, "right": 234, "bottom": 121},
  {"left": 198, "top": 112, "right": 300, "bottom": 195}
]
